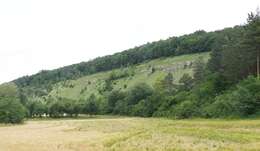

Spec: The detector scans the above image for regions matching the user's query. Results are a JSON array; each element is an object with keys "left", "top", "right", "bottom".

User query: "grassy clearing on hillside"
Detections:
[
  {"left": 49, "top": 52, "right": 209, "bottom": 100},
  {"left": 1, "top": 117, "right": 260, "bottom": 151}
]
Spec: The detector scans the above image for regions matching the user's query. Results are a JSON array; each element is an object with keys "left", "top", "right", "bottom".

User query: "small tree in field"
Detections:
[{"left": 0, "top": 83, "right": 27, "bottom": 123}]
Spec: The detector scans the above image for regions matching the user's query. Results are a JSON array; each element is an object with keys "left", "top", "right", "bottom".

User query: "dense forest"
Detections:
[{"left": 0, "top": 11, "right": 260, "bottom": 123}]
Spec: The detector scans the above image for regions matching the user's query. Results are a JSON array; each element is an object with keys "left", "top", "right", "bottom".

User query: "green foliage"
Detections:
[
  {"left": 108, "top": 69, "right": 133, "bottom": 81},
  {"left": 152, "top": 95, "right": 175, "bottom": 117},
  {"left": 131, "top": 99, "right": 155, "bottom": 117},
  {"left": 207, "top": 48, "right": 222, "bottom": 73},
  {"left": 48, "top": 101, "right": 65, "bottom": 118},
  {"left": 0, "top": 97, "right": 27, "bottom": 123},
  {"left": 154, "top": 73, "right": 176, "bottom": 95},
  {"left": 209, "top": 11, "right": 260, "bottom": 83},
  {"left": 206, "top": 76, "right": 260, "bottom": 117},
  {"left": 82, "top": 94, "right": 99, "bottom": 115},
  {"left": 126, "top": 83, "right": 153, "bottom": 105},
  {"left": 106, "top": 90, "right": 126, "bottom": 113},
  {"left": 179, "top": 73, "right": 193, "bottom": 91},
  {"left": 193, "top": 57, "right": 206, "bottom": 84},
  {"left": 26, "top": 100, "right": 47, "bottom": 117},
  {"left": 62, "top": 99, "right": 81, "bottom": 117},
  {"left": 113, "top": 100, "right": 129, "bottom": 115},
  {"left": 0, "top": 83, "right": 27, "bottom": 123},
  {"left": 102, "top": 79, "right": 113, "bottom": 92},
  {"left": 205, "top": 95, "right": 238, "bottom": 118},
  {"left": 174, "top": 100, "right": 199, "bottom": 119}
]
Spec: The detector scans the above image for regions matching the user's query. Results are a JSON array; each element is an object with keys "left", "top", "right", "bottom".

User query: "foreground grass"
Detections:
[{"left": 0, "top": 117, "right": 260, "bottom": 151}]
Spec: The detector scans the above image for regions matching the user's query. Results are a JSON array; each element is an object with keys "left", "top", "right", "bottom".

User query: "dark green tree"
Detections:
[
  {"left": 82, "top": 94, "right": 98, "bottom": 115},
  {"left": 154, "top": 73, "right": 175, "bottom": 95},
  {"left": 126, "top": 83, "right": 153, "bottom": 105},
  {"left": 179, "top": 73, "right": 193, "bottom": 91},
  {"left": 0, "top": 83, "right": 27, "bottom": 123},
  {"left": 33, "top": 101, "right": 47, "bottom": 117},
  {"left": 48, "top": 101, "right": 64, "bottom": 118},
  {"left": 193, "top": 57, "right": 206, "bottom": 84},
  {"left": 106, "top": 90, "right": 125, "bottom": 113},
  {"left": 244, "top": 10, "right": 260, "bottom": 79}
]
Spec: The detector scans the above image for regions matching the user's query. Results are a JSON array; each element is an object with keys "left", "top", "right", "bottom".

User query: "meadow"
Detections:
[{"left": 1, "top": 117, "right": 260, "bottom": 151}]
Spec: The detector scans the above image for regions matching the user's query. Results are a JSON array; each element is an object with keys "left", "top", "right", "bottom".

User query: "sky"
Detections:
[{"left": 0, "top": 0, "right": 259, "bottom": 84}]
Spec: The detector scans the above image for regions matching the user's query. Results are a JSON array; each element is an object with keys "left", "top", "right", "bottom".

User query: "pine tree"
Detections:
[
  {"left": 244, "top": 9, "right": 260, "bottom": 79},
  {"left": 193, "top": 57, "right": 206, "bottom": 84}
]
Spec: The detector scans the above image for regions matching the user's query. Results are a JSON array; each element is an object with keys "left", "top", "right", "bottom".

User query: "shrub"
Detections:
[
  {"left": 206, "top": 76, "right": 260, "bottom": 117},
  {"left": 131, "top": 99, "right": 154, "bottom": 117},
  {"left": 174, "top": 100, "right": 199, "bottom": 119},
  {"left": 126, "top": 83, "right": 153, "bottom": 105},
  {"left": 113, "top": 100, "right": 129, "bottom": 115},
  {"left": 205, "top": 94, "right": 239, "bottom": 118}
]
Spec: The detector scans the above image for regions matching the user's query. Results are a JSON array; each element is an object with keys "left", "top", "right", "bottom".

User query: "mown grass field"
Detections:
[{"left": 1, "top": 117, "right": 260, "bottom": 151}]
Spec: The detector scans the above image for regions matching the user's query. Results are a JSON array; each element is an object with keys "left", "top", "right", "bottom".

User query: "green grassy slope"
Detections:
[{"left": 48, "top": 52, "right": 209, "bottom": 100}]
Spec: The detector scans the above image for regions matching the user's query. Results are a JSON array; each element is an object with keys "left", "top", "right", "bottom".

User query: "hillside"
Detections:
[
  {"left": 48, "top": 52, "right": 209, "bottom": 100},
  {"left": 14, "top": 26, "right": 242, "bottom": 93},
  {"left": 1, "top": 10, "right": 260, "bottom": 123}
]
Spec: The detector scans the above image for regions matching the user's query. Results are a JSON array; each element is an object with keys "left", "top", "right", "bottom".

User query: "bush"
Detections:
[
  {"left": 205, "top": 94, "right": 239, "bottom": 118},
  {"left": 174, "top": 100, "right": 199, "bottom": 119},
  {"left": 126, "top": 83, "right": 153, "bottom": 105},
  {"left": 106, "top": 90, "right": 126, "bottom": 113},
  {"left": 206, "top": 76, "right": 260, "bottom": 117},
  {"left": 113, "top": 100, "right": 129, "bottom": 115},
  {"left": 131, "top": 99, "right": 154, "bottom": 117}
]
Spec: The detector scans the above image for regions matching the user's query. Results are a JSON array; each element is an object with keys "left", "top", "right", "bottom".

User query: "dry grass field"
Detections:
[{"left": 0, "top": 117, "right": 260, "bottom": 151}]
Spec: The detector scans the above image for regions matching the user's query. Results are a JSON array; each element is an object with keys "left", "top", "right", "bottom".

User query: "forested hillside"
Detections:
[
  {"left": 0, "top": 11, "right": 260, "bottom": 123},
  {"left": 14, "top": 26, "right": 242, "bottom": 93}
]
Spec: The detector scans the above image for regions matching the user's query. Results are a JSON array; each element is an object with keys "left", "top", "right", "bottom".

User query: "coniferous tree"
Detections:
[
  {"left": 193, "top": 57, "right": 206, "bottom": 84},
  {"left": 179, "top": 73, "right": 194, "bottom": 91},
  {"left": 244, "top": 9, "right": 260, "bottom": 79}
]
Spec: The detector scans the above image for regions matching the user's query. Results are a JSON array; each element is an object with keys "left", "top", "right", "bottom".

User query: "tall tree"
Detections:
[
  {"left": 179, "top": 73, "right": 194, "bottom": 91},
  {"left": 244, "top": 9, "right": 260, "bottom": 79},
  {"left": 154, "top": 73, "right": 176, "bottom": 95},
  {"left": 82, "top": 94, "right": 98, "bottom": 115},
  {"left": 193, "top": 57, "right": 206, "bottom": 84}
]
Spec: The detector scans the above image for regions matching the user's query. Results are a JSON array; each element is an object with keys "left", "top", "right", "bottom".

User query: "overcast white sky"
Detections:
[{"left": 0, "top": 0, "right": 259, "bottom": 84}]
